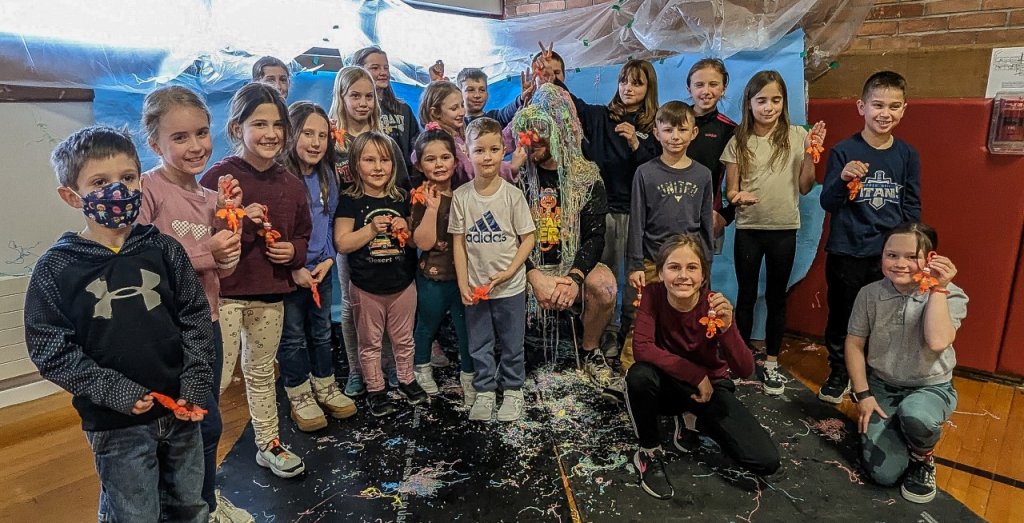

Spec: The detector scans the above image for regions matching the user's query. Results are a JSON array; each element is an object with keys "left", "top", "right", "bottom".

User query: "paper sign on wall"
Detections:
[{"left": 986, "top": 47, "right": 1024, "bottom": 98}]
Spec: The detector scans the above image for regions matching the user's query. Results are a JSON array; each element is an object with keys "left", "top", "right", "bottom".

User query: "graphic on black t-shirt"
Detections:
[
  {"left": 365, "top": 208, "right": 404, "bottom": 261},
  {"left": 853, "top": 171, "right": 903, "bottom": 210},
  {"left": 537, "top": 187, "right": 561, "bottom": 251}
]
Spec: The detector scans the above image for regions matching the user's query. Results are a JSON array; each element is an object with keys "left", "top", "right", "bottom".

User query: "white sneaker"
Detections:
[
  {"left": 460, "top": 371, "right": 477, "bottom": 407},
  {"left": 468, "top": 391, "right": 495, "bottom": 421},
  {"left": 255, "top": 439, "right": 304, "bottom": 478},
  {"left": 496, "top": 389, "right": 524, "bottom": 422},
  {"left": 414, "top": 363, "right": 439, "bottom": 394},
  {"left": 209, "top": 490, "right": 254, "bottom": 523}
]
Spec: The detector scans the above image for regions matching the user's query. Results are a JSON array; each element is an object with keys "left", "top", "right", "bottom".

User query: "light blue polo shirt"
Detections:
[{"left": 848, "top": 279, "right": 968, "bottom": 387}]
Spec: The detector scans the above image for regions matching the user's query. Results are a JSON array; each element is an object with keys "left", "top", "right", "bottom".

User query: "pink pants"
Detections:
[{"left": 349, "top": 282, "right": 417, "bottom": 393}]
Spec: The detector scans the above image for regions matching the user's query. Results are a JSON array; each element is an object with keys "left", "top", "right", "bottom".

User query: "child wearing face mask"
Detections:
[
  {"left": 625, "top": 234, "right": 778, "bottom": 502},
  {"left": 26, "top": 126, "right": 215, "bottom": 522}
]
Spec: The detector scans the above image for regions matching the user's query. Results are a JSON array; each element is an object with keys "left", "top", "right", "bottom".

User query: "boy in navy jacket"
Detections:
[{"left": 818, "top": 72, "right": 921, "bottom": 404}]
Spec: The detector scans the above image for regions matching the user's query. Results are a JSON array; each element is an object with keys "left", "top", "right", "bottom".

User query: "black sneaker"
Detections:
[
  {"left": 399, "top": 380, "right": 428, "bottom": 405},
  {"left": 818, "top": 370, "right": 850, "bottom": 404},
  {"left": 633, "top": 449, "right": 674, "bottom": 500},
  {"left": 672, "top": 415, "right": 700, "bottom": 453},
  {"left": 758, "top": 364, "right": 787, "bottom": 396},
  {"left": 901, "top": 458, "right": 937, "bottom": 503},
  {"left": 367, "top": 391, "right": 399, "bottom": 418}
]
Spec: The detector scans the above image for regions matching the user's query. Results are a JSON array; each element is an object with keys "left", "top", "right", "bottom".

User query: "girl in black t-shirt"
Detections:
[{"left": 334, "top": 132, "right": 423, "bottom": 417}]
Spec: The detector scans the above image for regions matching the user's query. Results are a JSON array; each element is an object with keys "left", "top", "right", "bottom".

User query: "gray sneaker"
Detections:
[
  {"left": 469, "top": 391, "right": 496, "bottom": 421},
  {"left": 209, "top": 490, "right": 254, "bottom": 523},
  {"left": 255, "top": 439, "right": 305, "bottom": 478},
  {"left": 496, "top": 389, "right": 525, "bottom": 422}
]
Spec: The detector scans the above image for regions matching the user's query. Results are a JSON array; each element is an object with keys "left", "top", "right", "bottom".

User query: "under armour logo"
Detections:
[{"left": 86, "top": 269, "right": 161, "bottom": 319}]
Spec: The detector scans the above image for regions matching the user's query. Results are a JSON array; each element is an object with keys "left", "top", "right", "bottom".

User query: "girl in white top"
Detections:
[{"left": 722, "top": 70, "right": 825, "bottom": 396}]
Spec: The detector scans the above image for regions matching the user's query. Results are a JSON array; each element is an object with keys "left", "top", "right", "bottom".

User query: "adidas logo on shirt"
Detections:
[{"left": 467, "top": 211, "right": 508, "bottom": 244}]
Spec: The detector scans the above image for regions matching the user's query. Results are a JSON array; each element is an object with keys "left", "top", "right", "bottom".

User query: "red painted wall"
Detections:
[{"left": 788, "top": 99, "right": 1024, "bottom": 374}]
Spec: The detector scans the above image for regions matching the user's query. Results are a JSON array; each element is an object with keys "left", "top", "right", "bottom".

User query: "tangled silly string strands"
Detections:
[{"left": 512, "top": 83, "right": 601, "bottom": 322}]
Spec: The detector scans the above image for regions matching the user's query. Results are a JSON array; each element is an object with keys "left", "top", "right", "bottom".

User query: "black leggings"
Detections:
[
  {"left": 733, "top": 229, "right": 797, "bottom": 357},
  {"left": 823, "top": 253, "right": 883, "bottom": 374},
  {"left": 625, "top": 362, "right": 780, "bottom": 475}
]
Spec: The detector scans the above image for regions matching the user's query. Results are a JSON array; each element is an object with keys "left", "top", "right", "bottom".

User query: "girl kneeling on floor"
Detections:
[
  {"left": 847, "top": 222, "right": 967, "bottom": 504},
  {"left": 625, "top": 233, "right": 780, "bottom": 500}
]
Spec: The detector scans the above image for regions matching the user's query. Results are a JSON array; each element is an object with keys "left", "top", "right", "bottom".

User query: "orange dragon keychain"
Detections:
[
  {"left": 150, "top": 391, "right": 207, "bottom": 420},
  {"left": 847, "top": 161, "right": 866, "bottom": 201},
  {"left": 699, "top": 292, "right": 726, "bottom": 338},
  {"left": 215, "top": 178, "right": 246, "bottom": 233},
  {"left": 410, "top": 184, "right": 428, "bottom": 206},
  {"left": 471, "top": 286, "right": 490, "bottom": 304},
  {"left": 518, "top": 130, "right": 539, "bottom": 148},
  {"left": 913, "top": 251, "right": 950, "bottom": 295},
  {"left": 806, "top": 134, "right": 824, "bottom": 164},
  {"left": 257, "top": 205, "right": 282, "bottom": 245}
]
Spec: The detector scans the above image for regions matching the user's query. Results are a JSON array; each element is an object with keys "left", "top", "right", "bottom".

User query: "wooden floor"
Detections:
[{"left": 2, "top": 339, "right": 1022, "bottom": 523}]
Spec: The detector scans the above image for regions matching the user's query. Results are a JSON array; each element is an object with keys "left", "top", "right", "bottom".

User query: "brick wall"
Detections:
[
  {"left": 504, "top": 0, "right": 1024, "bottom": 51},
  {"left": 504, "top": 0, "right": 613, "bottom": 18},
  {"left": 853, "top": 0, "right": 1024, "bottom": 50}
]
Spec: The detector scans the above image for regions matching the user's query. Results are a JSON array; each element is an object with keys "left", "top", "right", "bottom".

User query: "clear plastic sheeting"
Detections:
[{"left": 0, "top": 0, "right": 871, "bottom": 92}]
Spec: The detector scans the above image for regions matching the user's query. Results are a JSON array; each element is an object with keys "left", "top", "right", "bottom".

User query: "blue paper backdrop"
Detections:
[{"left": 95, "top": 30, "right": 820, "bottom": 341}]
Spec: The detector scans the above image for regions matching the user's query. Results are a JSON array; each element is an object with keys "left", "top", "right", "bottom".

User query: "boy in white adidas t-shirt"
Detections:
[{"left": 449, "top": 117, "right": 536, "bottom": 422}]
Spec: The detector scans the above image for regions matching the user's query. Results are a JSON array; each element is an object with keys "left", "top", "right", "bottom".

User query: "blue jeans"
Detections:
[
  {"left": 199, "top": 320, "right": 223, "bottom": 512},
  {"left": 413, "top": 276, "right": 471, "bottom": 372},
  {"left": 88, "top": 415, "right": 207, "bottom": 523},
  {"left": 279, "top": 270, "right": 336, "bottom": 387},
  {"left": 465, "top": 291, "right": 527, "bottom": 392}
]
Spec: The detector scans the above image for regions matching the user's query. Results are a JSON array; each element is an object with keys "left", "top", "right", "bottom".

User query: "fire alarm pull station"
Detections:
[{"left": 988, "top": 92, "right": 1024, "bottom": 155}]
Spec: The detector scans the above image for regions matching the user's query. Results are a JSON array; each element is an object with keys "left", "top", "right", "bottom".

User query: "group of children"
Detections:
[{"left": 23, "top": 43, "right": 966, "bottom": 522}]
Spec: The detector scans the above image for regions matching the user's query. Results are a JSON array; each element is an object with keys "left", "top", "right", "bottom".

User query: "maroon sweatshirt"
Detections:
[
  {"left": 633, "top": 285, "right": 754, "bottom": 386},
  {"left": 199, "top": 156, "right": 311, "bottom": 298}
]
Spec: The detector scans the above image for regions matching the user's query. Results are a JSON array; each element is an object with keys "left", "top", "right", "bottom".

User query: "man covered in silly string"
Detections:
[{"left": 512, "top": 84, "right": 621, "bottom": 401}]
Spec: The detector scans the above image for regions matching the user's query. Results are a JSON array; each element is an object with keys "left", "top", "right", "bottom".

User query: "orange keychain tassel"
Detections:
[
  {"left": 699, "top": 292, "right": 726, "bottom": 338},
  {"left": 913, "top": 251, "right": 950, "bottom": 295},
  {"left": 632, "top": 283, "right": 642, "bottom": 307},
  {"left": 215, "top": 178, "right": 246, "bottom": 233},
  {"left": 847, "top": 161, "right": 865, "bottom": 200},
  {"left": 311, "top": 284, "right": 321, "bottom": 308}
]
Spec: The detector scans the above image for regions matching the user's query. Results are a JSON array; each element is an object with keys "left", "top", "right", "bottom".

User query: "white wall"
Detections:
[{"left": 0, "top": 101, "right": 94, "bottom": 406}]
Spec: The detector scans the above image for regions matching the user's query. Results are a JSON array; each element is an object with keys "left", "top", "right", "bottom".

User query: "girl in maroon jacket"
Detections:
[
  {"left": 199, "top": 83, "right": 312, "bottom": 480},
  {"left": 625, "top": 234, "right": 779, "bottom": 500}
]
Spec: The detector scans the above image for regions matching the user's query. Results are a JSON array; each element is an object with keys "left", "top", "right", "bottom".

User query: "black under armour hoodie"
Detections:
[{"left": 24, "top": 224, "right": 214, "bottom": 431}]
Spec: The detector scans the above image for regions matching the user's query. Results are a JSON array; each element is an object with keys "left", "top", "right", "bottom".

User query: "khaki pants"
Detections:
[{"left": 620, "top": 259, "right": 659, "bottom": 372}]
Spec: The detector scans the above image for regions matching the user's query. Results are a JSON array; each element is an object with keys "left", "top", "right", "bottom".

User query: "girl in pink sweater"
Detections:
[
  {"left": 625, "top": 234, "right": 779, "bottom": 501},
  {"left": 137, "top": 85, "right": 251, "bottom": 522}
]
